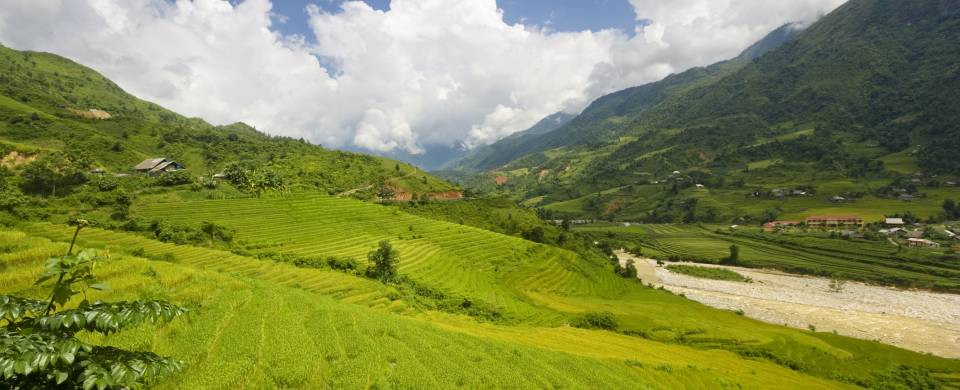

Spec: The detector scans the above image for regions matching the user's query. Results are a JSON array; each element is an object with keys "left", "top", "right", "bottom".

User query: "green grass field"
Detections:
[{"left": 666, "top": 264, "right": 752, "bottom": 282}]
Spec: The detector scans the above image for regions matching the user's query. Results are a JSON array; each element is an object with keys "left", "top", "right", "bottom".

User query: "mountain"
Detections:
[
  {"left": 0, "top": 44, "right": 455, "bottom": 196},
  {"left": 443, "top": 111, "right": 575, "bottom": 172},
  {"left": 446, "top": 23, "right": 803, "bottom": 174},
  {"left": 455, "top": 0, "right": 960, "bottom": 222}
]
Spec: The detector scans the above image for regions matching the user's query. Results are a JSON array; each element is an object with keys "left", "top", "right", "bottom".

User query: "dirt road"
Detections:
[{"left": 616, "top": 251, "right": 960, "bottom": 358}]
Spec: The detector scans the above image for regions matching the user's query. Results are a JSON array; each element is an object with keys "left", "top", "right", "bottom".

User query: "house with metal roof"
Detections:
[{"left": 133, "top": 158, "right": 183, "bottom": 174}]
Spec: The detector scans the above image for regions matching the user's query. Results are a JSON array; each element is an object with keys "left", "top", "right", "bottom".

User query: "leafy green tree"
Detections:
[
  {"left": 367, "top": 240, "right": 399, "bottom": 281},
  {"left": 522, "top": 226, "right": 546, "bottom": 243},
  {"left": 200, "top": 221, "right": 232, "bottom": 247},
  {"left": 0, "top": 219, "right": 186, "bottom": 388},
  {"left": 20, "top": 150, "right": 92, "bottom": 197},
  {"left": 943, "top": 199, "right": 959, "bottom": 219},
  {"left": 722, "top": 245, "right": 740, "bottom": 265}
]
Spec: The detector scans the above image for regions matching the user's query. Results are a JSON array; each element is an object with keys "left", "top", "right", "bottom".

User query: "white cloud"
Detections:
[{"left": 0, "top": 0, "right": 846, "bottom": 154}]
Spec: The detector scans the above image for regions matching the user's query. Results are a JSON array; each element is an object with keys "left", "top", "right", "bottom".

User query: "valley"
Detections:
[{"left": 2, "top": 0, "right": 959, "bottom": 388}]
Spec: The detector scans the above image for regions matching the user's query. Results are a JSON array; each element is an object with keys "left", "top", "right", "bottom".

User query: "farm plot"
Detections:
[{"left": 132, "top": 194, "right": 628, "bottom": 324}]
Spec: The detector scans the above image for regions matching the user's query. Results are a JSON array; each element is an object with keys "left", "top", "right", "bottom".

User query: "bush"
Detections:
[
  {"left": 155, "top": 170, "right": 193, "bottom": 186},
  {"left": 571, "top": 311, "right": 619, "bottom": 330},
  {"left": 327, "top": 256, "right": 359, "bottom": 271}
]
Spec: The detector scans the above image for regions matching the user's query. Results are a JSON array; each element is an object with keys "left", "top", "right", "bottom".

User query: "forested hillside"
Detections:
[{"left": 0, "top": 44, "right": 455, "bottom": 198}]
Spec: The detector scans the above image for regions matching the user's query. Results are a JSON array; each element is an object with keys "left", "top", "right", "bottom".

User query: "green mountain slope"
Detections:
[
  {"left": 458, "top": 0, "right": 960, "bottom": 223},
  {"left": 0, "top": 44, "right": 454, "bottom": 195}
]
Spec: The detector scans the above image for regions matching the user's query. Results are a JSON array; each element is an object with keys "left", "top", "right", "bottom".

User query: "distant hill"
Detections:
[
  {"left": 450, "top": 0, "right": 960, "bottom": 222},
  {"left": 0, "top": 44, "right": 455, "bottom": 195}
]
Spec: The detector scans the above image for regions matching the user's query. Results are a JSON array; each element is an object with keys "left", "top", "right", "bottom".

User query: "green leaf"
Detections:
[
  {"left": 56, "top": 370, "right": 69, "bottom": 384},
  {"left": 89, "top": 283, "right": 110, "bottom": 291}
]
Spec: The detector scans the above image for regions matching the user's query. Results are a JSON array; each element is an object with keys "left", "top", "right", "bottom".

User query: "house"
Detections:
[
  {"left": 879, "top": 227, "right": 907, "bottom": 235},
  {"left": 133, "top": 158, "right": 183, "bottom": 174},
  {"left": 945, "top": 230, "right": 957, "bottom": 239},
  {"left": 898, "top": 194, "right": 915, "bottom": 201},
  {"left": 695, "top": 184, "right": 705, "bottom": 189},
  {"left": 672, "top": 170, "right": 681, "bottom": 175},
  {"left": 946, "top": 181, "right": 956, "bottom": 187},
  {"left": 212, "top": 173, "right": 227, "bottom": 180},
  {"left": 762, "top": 220, "right": 801, "bottom": 232},
  {"left": 89, "top": 168, "right": 105, "bottom": 175},
  {"left": 805, "top": 215, "right": 863, "bottom": 229},
  {"left": 884, "top": 218, "right": 905, "bottom": 227},
  {"left": 830, "top": 195, "right": 846, "bottom": 203},
  {"left": 906, "top": 238, "right": 940, "bottom": 248},
  {"left": 792, "top": 190, "right": 808, "bottom": 196},
  {"left": 905, "top": 230, "right": 925, "bottom": 239}
]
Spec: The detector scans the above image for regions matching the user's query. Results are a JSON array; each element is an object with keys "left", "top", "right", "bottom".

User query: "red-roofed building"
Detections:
[{"left": 805, "top": 215, "right": 863, "bottom": 229}]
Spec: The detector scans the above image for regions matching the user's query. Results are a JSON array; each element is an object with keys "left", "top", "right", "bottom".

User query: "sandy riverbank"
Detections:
[{"left": 616, "top": 250, "right": 960, "bottom": 358}]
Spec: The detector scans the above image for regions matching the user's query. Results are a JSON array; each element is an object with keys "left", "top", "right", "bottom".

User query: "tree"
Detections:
[
  {"left": 0, "top": 219, "right": 186, "bottom": 388},
  {"left": 522, "top": 226, "right": 545, "bottom": 243},
  {"left": 560, "top": 219, "right": 571, "bottom": 231},
  {"left": 200, "top": 221, "right": 232, "bottom": 247},
  {"left": 367, "top": 240, "right": 399, "bottom": 281},
  {"left": 944, "top": 199, "right": 959, "bottom": 219},
  {"left": 722, "top": 244, "right": 740, "bottom": 265},
  {"left": 20, "top": 150, "right": 91, "bottom": 197}
]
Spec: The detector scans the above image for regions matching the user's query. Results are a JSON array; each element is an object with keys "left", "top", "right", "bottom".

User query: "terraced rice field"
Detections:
[
  {"left": 132, "top": 194, "right": 628, "bottom": 324},
  {"left": 8, "top": 219, "right": 960, "bottom": 388},
  {"left": 3, "top": 229, "right": 847, "bottom": 389}
]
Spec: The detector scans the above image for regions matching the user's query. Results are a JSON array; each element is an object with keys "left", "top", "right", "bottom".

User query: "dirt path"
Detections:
[{"left": 615, "top": 252, "right": 960, "bottom": 358}]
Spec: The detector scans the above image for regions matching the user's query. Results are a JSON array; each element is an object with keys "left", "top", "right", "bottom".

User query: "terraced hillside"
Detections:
[
  {"left": 577, "top": 224, "right": 960, "bottom": 292},
  {"left": 132, "top": 193, "right": 625, "bottom": 325},
  {"left": 4, "top": 229, "right": 862, "bottom": 389}
]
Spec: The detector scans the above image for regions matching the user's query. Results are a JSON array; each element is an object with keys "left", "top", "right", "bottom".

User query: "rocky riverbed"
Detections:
[{"left": 616, "top": 251, "right": 960, "bottom": 358}]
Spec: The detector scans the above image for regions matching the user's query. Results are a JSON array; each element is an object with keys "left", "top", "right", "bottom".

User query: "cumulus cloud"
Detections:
[{"left": 0, "top": 0, "right": 846, "bottom": 154}]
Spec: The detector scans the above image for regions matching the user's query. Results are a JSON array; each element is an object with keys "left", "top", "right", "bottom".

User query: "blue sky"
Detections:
[{"left": 268, "top": 0, "right": 639, "bottom": 40}]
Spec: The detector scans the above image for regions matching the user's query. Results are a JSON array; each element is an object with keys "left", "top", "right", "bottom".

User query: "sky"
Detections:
[{"left": 0, "top": 0, "right": 847, "bottom": 155}]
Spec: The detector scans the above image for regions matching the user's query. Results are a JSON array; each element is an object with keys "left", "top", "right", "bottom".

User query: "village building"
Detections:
[
  {"left": 133, "top": 158, "right": 183, "bottom": 175},
  {"left": 830, "top": 195, "right": 846, "bottom": 203},
  {"left": 695, "top": 184, "right": 705, "bottom": 189},
  {"left": 805, "top": 215, "right": 863, "bottom": 229},
  {"left": 905, "top": 230, "right": 925, "bottom": 239},
  {"left": 884, "top": 218, "right": 905, "bottom": 227},
  {"left": 762, "top": 220, "right": 801, "bottom": 232},
  {"left": 898, "top": 194, "right": 915, "bottom": 201},
  {"left": 906, "top": 238, "right": 940, "bottom": 248}
]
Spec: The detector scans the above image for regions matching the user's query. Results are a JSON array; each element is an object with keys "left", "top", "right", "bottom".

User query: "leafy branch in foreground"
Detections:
[{"left": 0, "top": 219, "right": 187, "bottom": 389}]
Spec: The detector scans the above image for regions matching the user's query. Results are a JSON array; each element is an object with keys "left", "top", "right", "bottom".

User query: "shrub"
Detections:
[
  {"left": 326, "top": 256, "right": 358, "bottom": 271},
  {"left": 571, "top": 311, "right": 619, "bottom": 330},
  {"left": 155, "top": 170, "right": 193, "bottom": 186}
]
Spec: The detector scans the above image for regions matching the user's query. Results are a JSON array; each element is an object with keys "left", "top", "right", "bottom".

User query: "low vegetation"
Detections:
[{"left": 665, "top": 264, "right": 752, "bottom": 283}]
